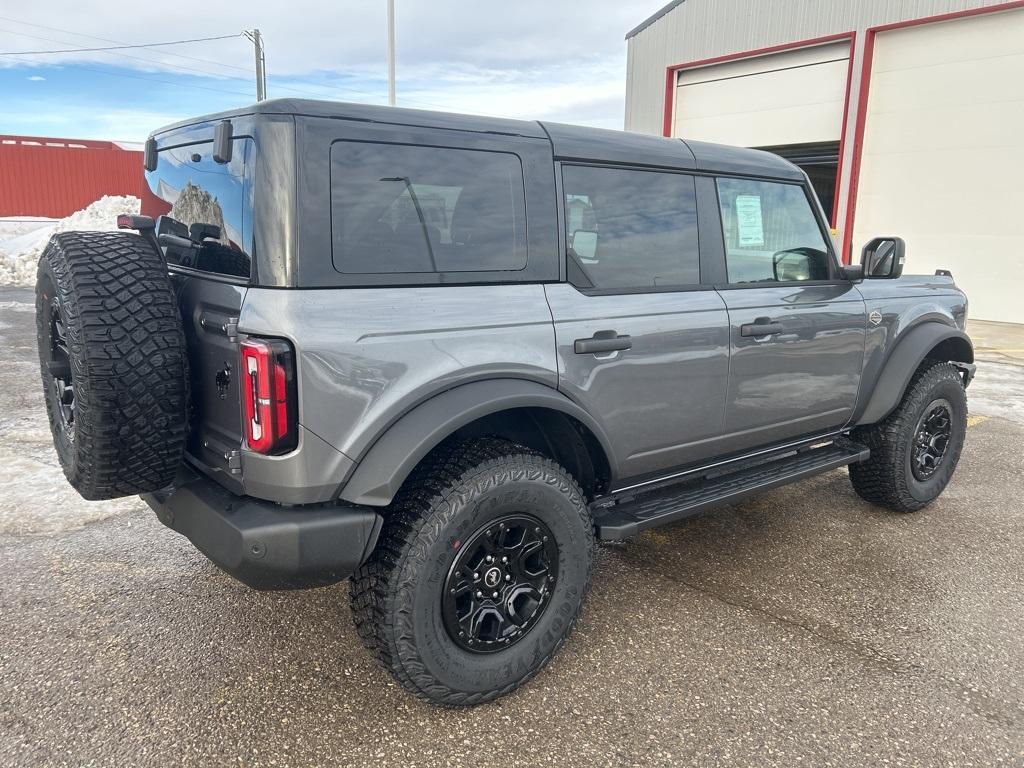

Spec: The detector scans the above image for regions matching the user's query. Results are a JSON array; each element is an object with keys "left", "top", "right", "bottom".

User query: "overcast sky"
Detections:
[{"left": 0, "top": 1, "right": 665, "bottom": 142}]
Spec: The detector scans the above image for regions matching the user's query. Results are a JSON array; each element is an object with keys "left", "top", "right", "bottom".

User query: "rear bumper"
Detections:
[{"left": 141, "top": 467, "right": 382, "bottom": 590}]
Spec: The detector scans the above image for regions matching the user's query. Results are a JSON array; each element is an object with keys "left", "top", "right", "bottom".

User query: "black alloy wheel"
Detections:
[
  {"left": 911, "top": 399, "right": 953, "bottom": 481},
  {"left": 46, "top": 295, "right": 75, "bottom": 437},
  {"left": 442, "top": 514, "right": 559, "bottom": 653}
]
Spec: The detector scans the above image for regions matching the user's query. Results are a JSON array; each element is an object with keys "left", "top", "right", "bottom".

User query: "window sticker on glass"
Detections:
[{"left": 735, "top": 195, "right": 765, "bottom": 248}]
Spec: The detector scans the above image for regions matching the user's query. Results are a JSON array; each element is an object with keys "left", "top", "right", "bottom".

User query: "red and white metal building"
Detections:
[
  {"left": 0, "top": 135, "right": 144, "bottom": 219},
  {"left": 625, "top": 0, "right": 1024, "bottom": 323}
]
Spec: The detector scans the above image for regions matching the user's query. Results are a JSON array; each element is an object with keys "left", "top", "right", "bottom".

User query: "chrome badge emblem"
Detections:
[{"left": 869, "top": 310, "right": 883, "bottom": 326}]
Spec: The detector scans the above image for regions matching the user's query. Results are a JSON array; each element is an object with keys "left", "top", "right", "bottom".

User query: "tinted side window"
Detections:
[
  {"left": 561, "top": 166, "right": 699, "bottom": 291},
  {"left": 142, "top": 138, "right": 255, "bottom": 279},
  {"left": 331, "top": 142, "right": 527, "bottom": 275},
  {"left": 716, "top": 178, "right": 831, "bottom": 284}
]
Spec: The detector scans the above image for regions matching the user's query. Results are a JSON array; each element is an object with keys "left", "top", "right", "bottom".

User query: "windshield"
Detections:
[{"left": 142, "top": 137, "right": 255, "bottom": 279}]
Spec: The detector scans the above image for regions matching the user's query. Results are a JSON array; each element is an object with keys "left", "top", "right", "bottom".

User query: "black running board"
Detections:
[{"left": 591, "top": 442, "right": 869, "bottom": 540}]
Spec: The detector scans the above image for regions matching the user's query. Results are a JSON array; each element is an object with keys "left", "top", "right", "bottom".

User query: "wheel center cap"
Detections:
[{"left": 484, "top": 567, "right": 502, "bottom": 588}]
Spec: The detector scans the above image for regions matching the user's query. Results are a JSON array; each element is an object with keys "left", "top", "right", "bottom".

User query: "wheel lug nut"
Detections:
[
  {"left": 476, "top": 591, "right": 483, "bottom": 598},
  {"left": 492, "top": 592, "right": 498, "bottom": 598},
  {"left": 473, "top": 572, "right": 479, "bottom": 579},
  {"left": 505, "top": 574, "right": 512, "bottom": 581},
  {"left": 501, "top": 556, "right": 508, "bottom": 563},
  {"left": 486, "top": 555, "right": 493, "bottom": 563}
]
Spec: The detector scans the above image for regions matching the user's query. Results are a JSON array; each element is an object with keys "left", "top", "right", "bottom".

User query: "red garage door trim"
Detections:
[
  {"left": 662, "top": 32, "right": 856, "bottom": 231},
  {"left": 841, "top": 0, "right": 1024, "bottom": 262}
]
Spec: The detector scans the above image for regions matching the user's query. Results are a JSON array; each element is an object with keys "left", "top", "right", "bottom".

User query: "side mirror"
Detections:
[
  {"left": 861, "top": 236, "right": 906, "bottom": 279},
  {"left": 569, "top": 230, "right": 599, "bottom": 263}
]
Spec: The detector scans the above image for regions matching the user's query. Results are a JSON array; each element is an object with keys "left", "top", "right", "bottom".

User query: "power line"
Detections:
[
  {"left": 0, "top": 32, "right": 241, "bottom": 56},
  {"left": 0, "top": 26, "right": 255, "bottom": 83},
  {"left": 0, "top": 14, "right": 253, "bottom": 73}
]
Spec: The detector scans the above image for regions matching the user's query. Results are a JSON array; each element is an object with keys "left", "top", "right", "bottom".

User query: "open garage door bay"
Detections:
[{"left": 853, "top": 9, "right": 1024, "bottom": 324}]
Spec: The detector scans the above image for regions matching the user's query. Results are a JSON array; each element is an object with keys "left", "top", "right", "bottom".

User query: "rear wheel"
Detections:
[
  {"left": 849, "top": 360, "right": 968, "bottom": 512},
  {"left": 349, "top": 437, "right": 595, "bottom": 706},
  {"left": 35, "top": 231, "right": 189, "bottom": 500}
]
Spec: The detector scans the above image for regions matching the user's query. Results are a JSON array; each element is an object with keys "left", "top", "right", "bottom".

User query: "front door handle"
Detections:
[
  {"left": 574, "top": 330, "right": 632, "bottom": 355},
  {"left": 740, "top": 317, "right": 784, "bottom": 338}
]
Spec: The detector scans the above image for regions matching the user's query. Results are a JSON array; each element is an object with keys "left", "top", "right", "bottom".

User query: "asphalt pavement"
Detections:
[{"left": 1, "top": 286, "right": 1022, "bottom": 767}]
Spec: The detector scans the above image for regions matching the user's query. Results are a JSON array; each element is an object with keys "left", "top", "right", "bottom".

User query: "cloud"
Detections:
[
  {"left": 0, "top": 0, "right": 667, "bottom": 129},
  {"left": 26, "top": 75, "right": 45, "bottom": 81}
]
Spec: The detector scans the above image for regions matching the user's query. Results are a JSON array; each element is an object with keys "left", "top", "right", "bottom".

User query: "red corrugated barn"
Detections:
[{"left": 0, "top": 135, "right": 144, "bottom": 218}]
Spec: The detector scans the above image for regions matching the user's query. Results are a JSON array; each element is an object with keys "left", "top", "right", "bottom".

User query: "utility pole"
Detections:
[
  {"left": 387, "top": 0, "right": 396, "bottom": 105},
  {"left": 244, "top": 29, "right": 267, "bottom": 102}
]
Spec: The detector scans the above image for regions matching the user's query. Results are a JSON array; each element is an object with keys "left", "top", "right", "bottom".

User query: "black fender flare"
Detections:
[
  {"left": 338, "top": 379, "right": 616, "bottom": 506},
  {"left": 856, "top": 323, "right": 974, "bottom": 426}
]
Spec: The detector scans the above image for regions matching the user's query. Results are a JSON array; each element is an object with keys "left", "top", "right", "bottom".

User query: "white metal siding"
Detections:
[
  {"left": 852, "top": 9, "right": 1024, "bottom": 323},
  {"left": 673, "top": 43, "right": 850, "bottom": 147},
  {"left": 626, "top": 0, "right": 1011, "bottom": 136}
]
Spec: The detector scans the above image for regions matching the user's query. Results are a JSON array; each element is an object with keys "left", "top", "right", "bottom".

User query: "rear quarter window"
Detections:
[
  {"left": 330, "top": 142, "right": 527, "bottom": 276},
  {"left": 142, "top": 137, "right": 255, "bottom": 279}
]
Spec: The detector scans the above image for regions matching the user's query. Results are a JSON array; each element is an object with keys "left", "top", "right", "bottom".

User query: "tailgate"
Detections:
[{"left": 173, "top": 273, "right": 246, "bottom": 491}]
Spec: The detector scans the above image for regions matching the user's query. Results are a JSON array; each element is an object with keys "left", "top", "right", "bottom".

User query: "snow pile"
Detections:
[{"left": 0, "top": 195, "right": 141, "bottom": 286}]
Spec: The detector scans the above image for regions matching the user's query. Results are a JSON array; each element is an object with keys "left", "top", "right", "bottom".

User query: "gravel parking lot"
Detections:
[{"left": 1, "top": 286, "right": 1022, "bottom": 767}]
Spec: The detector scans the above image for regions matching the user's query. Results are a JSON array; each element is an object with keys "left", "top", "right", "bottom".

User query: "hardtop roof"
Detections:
[{"left": 151, "top": 98, "right": 803, "bottom": 181}]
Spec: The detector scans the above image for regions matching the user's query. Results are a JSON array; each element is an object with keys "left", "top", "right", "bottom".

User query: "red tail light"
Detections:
[{"left": 240, "top": 338, "right": 298, "bottom": 455}]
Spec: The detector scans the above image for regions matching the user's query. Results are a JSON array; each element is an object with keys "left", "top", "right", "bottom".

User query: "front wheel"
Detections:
[
  {"left": 349, "top": 438, "right": 596, "bottom": 706},
  {"left": 849, "top": 360, "right": 968, "bottom": 512}
]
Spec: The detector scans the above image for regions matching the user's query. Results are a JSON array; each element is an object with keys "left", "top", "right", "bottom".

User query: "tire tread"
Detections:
[{"left": 36, "top": 231, "right": 188, "bottom": 500}]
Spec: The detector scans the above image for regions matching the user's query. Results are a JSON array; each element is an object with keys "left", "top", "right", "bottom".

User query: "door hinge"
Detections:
[
  {"left": 226, "top": 449, "right": 242, "bottom": 474},
  {"left": 223, "top": 317, "right": 239, "bottom": 342}
]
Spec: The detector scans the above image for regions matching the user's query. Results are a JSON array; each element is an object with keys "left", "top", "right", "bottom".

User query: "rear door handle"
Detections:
[
  {"left": 574, "top": 330, "right": 632, "bottom": 355},
  {"left": 740, "top": 317, "right": 784, "bottom": 338}
]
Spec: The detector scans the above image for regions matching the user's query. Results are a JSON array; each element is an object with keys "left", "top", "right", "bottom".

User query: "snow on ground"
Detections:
[
  {"left": 0, "top": 196, "right": 140, "bottom": 286},
  {"left": 0, "top": 216, "right": 55, "bottom": 241},
  {"left": 0, "top": 392, "right": 144, "bottom": 536},
  {"left": 0, "top": 288, "right": 144, "bottom": 535}
]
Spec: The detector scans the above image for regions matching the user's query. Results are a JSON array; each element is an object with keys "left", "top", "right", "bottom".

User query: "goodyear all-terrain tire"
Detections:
[
  {"left": 349, "top": 437, "right": 596, "bottom": 706},
  {"left": 849, "top": 360, "right": 968, "bottom": 513},
  {"left": 35, "top": 231, "right": 189, "bottom": 500}
]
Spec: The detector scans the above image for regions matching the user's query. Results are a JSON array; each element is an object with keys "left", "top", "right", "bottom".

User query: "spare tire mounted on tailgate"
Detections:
[{"left": 35, "top": 231, "right": 189, "bottom": 500}]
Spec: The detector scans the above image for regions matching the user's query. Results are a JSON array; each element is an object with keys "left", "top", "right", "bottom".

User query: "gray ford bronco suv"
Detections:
[{"left": 36, "top": 99, "right": 975, "bottom": 706}]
